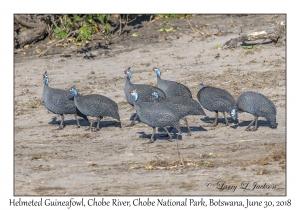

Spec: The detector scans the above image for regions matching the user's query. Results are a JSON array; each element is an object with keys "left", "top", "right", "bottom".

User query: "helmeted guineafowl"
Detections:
[
  {"left": 152, "top": 67, "right": 192, "bottom": 98},
  {"left": 197, "top": 83, "right": 237, "bottom": 126},
  {"left": 152, "top": 91, "right": 206, "bottom": 135},
  {"left": 123, "top": 67, "right": 166, "bottom": 126},
  {"left": 236, "top": 91, "right": 277, "bottom": 131},
  {"left": 130, "top": 89, "right": 181, "bottom": 143},
  {"left": 42, "top": 71, "right": 87, "bottom": 129},
  {"left": 70, "top": 87, "right": 121, "bottom": 132}
]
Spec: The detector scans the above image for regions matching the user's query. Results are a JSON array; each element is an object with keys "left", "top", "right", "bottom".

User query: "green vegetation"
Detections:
[
  {"left": 54, "top": 14, "right": 112, "bottom": 41},
  {"left": 131, "top": 33, "right": 142, "bottom": 37},
  {"left": 97, "top": 14, "right": 111, "bottom": 35},
  {"left": 156, "top": 14, "right": 193, "bottom": 18},
  {"left": 32, "top": 156, "right": 41, "bottom": 160},
  {"left": 215, "top": 44, "right": 222, "bottom": 50},
  {"left": 53, "top": 14, "right": 194, "bottom": 41},
  {"left": 243, "top": 45, "right": 255, "bottom": 55},
  {"left": 245, "top": 50, "right": 254, "bottom": 55},
  {"left": 242, "top": 45, "right": 254, "bottom": 49},
  {"left": 158, "top": 27, "right": 174, "bottom": 32}
]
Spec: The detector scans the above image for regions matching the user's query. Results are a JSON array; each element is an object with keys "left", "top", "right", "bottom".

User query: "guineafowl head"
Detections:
[
  {"left": 268, "top": 114, "right": 277, "bottom": 129},
  {"left": 69, "top": 87, "right": 78, "bottom": 96},
  {"left": 130, "top": 89, "right": 138, "bottom": 101},
  {"left": 200, "top": 83, "right": 205, "bottom": 90},
  {"left": 153, "top": 67, "right": 161, "bottom": 77},
  {"left": 43, "top": 71, "right": 49, "bottom": 85},
  {"left": 230, "top": 108, "right": 238, "bottom": 120},
  {"left": 124, "top": 67, "right": 132, "bottom": 79},
  {"left": 151, "top": 92, "right": 159, "bottom": 100}
]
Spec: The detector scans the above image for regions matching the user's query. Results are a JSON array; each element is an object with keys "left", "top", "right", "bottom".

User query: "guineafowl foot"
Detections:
[
  {"left": 58, "top": 124, "right": 65, "bottom": 129},
  {"left": 211, "top": 122, "right": 218, "bottom": 127},
  {"left": 167, "top": 138, "right": 174, "bottom": 142},
  {"left": 244, "top": 125, "right": 257, "bottom": 131},
  {"left": 148, "top": 138, "right": 157, "bottom": 144},
  {"left": 187, "top": 132, "right": 192, "bottom": 136},
  {"left": 246, "top": 127, "right": 258, "bottom": 131},
  {"left": 126, "top": 121, "right": 136, "bottom": 127},
  {"left": 207, "top": 119, "right": 218, "bottom": 127},
  {"left": 91, "top": 127, "right": 100, "bottom": 132},
  {"left": 245, "top": 129, "right": 257, "bottom": 131}
]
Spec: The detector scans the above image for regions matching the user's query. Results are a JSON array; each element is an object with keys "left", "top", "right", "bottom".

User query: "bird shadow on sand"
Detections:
[
  {"left": 240, "top": 40, "right": 273, "bottom": 47},
  {"left": 168, "top": 126, "right": 207, "bottom": 134},
  {"left": 49, "top": 116, "right": 89, "bottom": 126},
  {"left": 201, "top": 116, "right": 239, "bottom": 129},
  {"left": 137, "top": 131, "right": 183, "bottom": 142},
  {"left": 48, "top": 116, "right": 120, "bottom": 129},
  {"left": 238, "top": 119, "right": 277, "bottom": 130}
]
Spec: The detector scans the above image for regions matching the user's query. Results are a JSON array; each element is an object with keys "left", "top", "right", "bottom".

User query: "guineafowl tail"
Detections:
[
  {"left": 114, "top": 112, "right": 122, "bottom": 129},
  {"left": 190, "top": 100, "right": 206, "bottom": 116},
  {"left": 116, "top": 113, "right": 121, "bottom": 123}
]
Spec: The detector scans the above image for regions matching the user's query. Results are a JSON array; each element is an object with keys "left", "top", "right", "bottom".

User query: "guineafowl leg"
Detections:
[
  {"left": 212, "top": 111, "right": 218, "bottom": 127},
  {"left": 253, "top": 116, "right": 258, "bottom": 131},
  {"left": 174, "top": 123, "right": 182, "bottom": 141},
  {"left": 245, "top": 117, "right": 256, "bottom": 131},
  {"left": 183, "top": 117, "right": 191, "bottom": 136},
  {"left": 163, "top": 127, "right": 173, "bottom": 142},
  {"left": 74, "top": 113, "right": 80, "bottom": 128},
  {"left": 160, "top": 126, "right": 173, "bottom": 137},
  {"left": 148, "top": 127, "right": 157, "bottom": 143},
  {"left": 88, "top": 120, "right": 94, "bottom": 132},
  {"left": 59, "top": 114, "right": 64, "bottom": 129},
  {"left": 129, "top": 113, "right": 139, "bottom": 126},
  {"left": 95, "top": 117, "right": 103, "bottom": 131},
  {"left": 222, "top": 112, "right": 229, "bottom": 126}
]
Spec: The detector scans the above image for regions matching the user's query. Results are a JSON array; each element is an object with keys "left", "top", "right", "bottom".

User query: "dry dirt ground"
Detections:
[{"left": 14, "top": 14, "right": 286, "bottom": 195}]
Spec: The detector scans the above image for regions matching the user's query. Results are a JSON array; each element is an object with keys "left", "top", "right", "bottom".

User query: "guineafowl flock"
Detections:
[{"left": 42, "top": 67, "right": 277, "bottom": 142}]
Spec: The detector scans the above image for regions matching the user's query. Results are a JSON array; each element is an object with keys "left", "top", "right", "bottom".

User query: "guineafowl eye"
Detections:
[
  {"left": 130, "top": 89, "right": 137, "bottom": 95},
  {"left": 124, "top": 67, "right": 131, "bottom": 79},
  {"left": 69, "top": 87, "right": 77, "bottom": 96},
  {"left": 130, "top": 89, "right": 138, "bottom": 100},
  {"left": 126, "top": 71, "right": 131, "bottom": 79},
  {"left": 124, "top": 67, "right": 130, "bottom": 73},
  {"left": 44, "top": 75, "right": 49, "bottom": 84}
]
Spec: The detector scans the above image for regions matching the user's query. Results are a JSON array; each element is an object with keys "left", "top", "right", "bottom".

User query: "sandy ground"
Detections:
[{"left": 14, "top": 14, "right": 286, "bottom": 195}]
